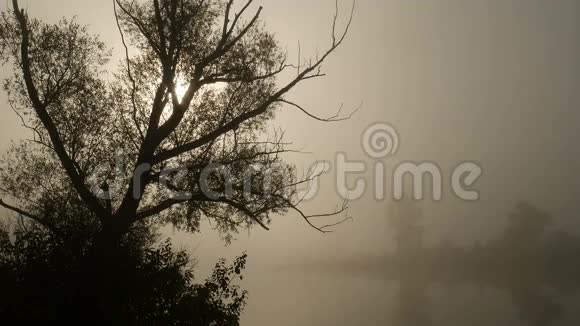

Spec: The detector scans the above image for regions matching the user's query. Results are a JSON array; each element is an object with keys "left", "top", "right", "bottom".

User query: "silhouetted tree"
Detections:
[
  {"left": 0, "top": 178, "right": 247, "bottom": 324},
  {"left": 495, "top": 201, "right": 552, "bottom": 255},
  {"left": 0, "top": 0, "right": 354, "bottom": 322},
  {"left": 388, "top": 197, "right": 424, "bottom": 259}
]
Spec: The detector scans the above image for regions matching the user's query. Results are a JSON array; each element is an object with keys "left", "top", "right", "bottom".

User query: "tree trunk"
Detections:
[{"left": 91, "top": 224, "right": 131, "bottom": 325}]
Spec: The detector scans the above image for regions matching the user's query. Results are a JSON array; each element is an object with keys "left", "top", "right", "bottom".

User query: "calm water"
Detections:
[{"left": 241, "top": 264, "right": 580, "bottom": 326}]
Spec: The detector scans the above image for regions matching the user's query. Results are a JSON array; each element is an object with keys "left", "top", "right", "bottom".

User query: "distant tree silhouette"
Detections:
[
  {"left": 0, "top": 0, "right": 354, "bottom": 322},
  {"left": 501, "top": 202, "right": 551, "bottom": 246},
  {"left": 320, "top": 201, "right": 580, "bottom": 325},
  {"left": 493, "top": 201, "right": 553, "bottom": 258},
  {"left": 388, "top": 197, "right": 424, "bottom": 259}
]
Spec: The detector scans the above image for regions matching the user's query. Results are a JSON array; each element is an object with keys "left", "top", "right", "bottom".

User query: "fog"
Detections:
[{"left": 1, "top": 0, "right": 580, "bottom": 325}]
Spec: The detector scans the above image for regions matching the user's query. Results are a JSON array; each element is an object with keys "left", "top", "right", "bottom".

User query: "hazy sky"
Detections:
[{"left": 1, "top": 1, "right": 580, "bottom": 325}]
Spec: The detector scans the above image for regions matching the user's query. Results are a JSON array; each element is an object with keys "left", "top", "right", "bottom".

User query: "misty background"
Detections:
[{"left": 1, "top": 0, "right": 580, "bottom": 325}]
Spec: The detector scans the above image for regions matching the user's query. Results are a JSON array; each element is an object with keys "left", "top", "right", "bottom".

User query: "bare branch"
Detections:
[
  {"left": 135, "top": 198, "right": 188, "bottom": 221},
  {"left": 278, "top": 99, "right": 360, "bottom": 122},
  {"left": 284, "top": 196, "right": 350, "bottom": 233},
  {"left": 200, "top": 3, "right": 262, "bottom": 67},
  {"left": 201, "top": 62, "right": 292, "bottom": 85},
  {"left": 221, "top": 0, "right": 235, "bottom": 41},
  {"left": 113, "top": 0, "right": 145, "bottom": 142},
  {"left": 225, "top": 0, "right": 255, "bottom": 42},
  {"left": 135, "top": 193, "right": 271, "bottom": 231},
  {"left": 217, "top": 197, "right": 270, "bottom": 231},
  {"left": 115, "top": 0, "right": 162, "bottom": 55},
  {"left": 0, "top": 198, "right": 63, "bottom": 237}
]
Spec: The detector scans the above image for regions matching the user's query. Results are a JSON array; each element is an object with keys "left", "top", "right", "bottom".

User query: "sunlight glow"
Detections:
[
  {"left": 175, "top": 82, "right": 189, "bottom": 101},
  {"left": 174, "top": 81, "right": 227, "bottom": 101}
]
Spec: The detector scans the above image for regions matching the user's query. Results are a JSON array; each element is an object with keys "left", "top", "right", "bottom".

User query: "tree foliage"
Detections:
[{"left": 0, "top": 218, "right": 248, "bottom": 324}]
